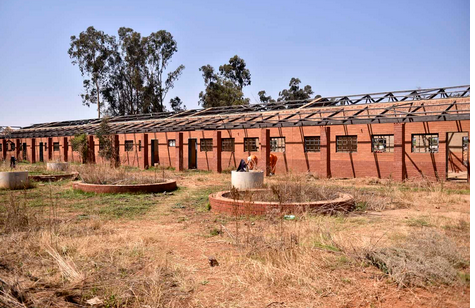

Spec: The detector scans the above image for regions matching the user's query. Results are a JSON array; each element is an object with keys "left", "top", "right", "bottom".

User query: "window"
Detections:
[
  {"left": 138, "top": 140, "right": 141, "bottom": 151},
  {"left": 0, "top": 143, "right": 2, "bottom": 151},
  {"left": 270, "top": 137, "right": 285, "bottom": 152},
  {"left": 304, "top": 136, "right": 320, "bottom": 152},
  {"left": 10, "top": 142, "right": 15, "bottom": 151},
  {"left": 221, "top": 138, "right": 235, "bottom": 152},
  {"left": 125, "top": 140, "right": 134, "bottom": 151},
  {"left": 244, "top": 137, "right": 259, "bottom": 152},
  {"left": 412, "top": 134, "right": 439, "bottom": 153},
  {"left": 53, "top": 142, "right": 60, "bottom": 152},
  {"left": 336, "top": 136, "right": 357, "bottom": 153},
  {"left": 200, "top": 138, "right": 213, "bottom": 152},
  {"left": 168, "top": 139, "right": 176, "bottom": 147},
  {"left": 462, "top": 136, "right": 469, "bottom": 166},
  {"left": 372, "top": 135, "right": 394, "bottom": 153}
]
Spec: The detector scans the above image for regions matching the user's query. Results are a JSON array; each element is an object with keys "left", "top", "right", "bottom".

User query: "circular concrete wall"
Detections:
[
  {"left": 73, "top": 179, "right": 177, "bottom": 194},
  {"left": 231, "top": 171, "right": 264, "bottom": 190},
  {"left": 46, "top": 162, "right": 69, "bottom": 172},
  {"left": 0, "top": 171, "right": 29, "bottom": 189}
]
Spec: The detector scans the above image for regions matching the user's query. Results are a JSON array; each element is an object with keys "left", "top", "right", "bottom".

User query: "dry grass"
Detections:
[{"left": 76, "top": 164, "right": 167, "bottom": 185}]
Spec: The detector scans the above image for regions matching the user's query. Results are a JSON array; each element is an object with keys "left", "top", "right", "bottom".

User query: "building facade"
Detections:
[{"left": 1, "top": 85, "right": 470, "bottom": 182}]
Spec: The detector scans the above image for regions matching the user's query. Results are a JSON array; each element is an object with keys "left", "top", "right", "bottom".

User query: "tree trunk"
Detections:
[{"left": 96, "top": 79, "right": 101, "bottom": 119}]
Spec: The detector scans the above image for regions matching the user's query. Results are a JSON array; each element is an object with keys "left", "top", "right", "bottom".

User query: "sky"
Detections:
[{"left": 0, "top": 0, "right": 469, "bottom": 127}]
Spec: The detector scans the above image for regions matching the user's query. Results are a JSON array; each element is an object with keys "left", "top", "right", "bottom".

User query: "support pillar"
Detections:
[
  {"left": 393, "top": 123, "right": 406, "bottom": 182},
  {"left": 113, "top": 135, "right": 120, "bottom": 167},
  {"left": 140, "top": 134, "right": 149, "bottom": 169},
  {"left": 320, "top": 126, "right": 331, "bottom": 178},
  {"left": 175, "top": 132, "right": 184, "bottom": 171},
  {"left": 260, "top": 129, "right": 270, "bottom": 176},
  {"left": 31, "top": 138, "right": 36, "bottom": 163},
  {"left": 2, "top": 139, "right": 6, "bottom": 160},
  {"left": 212, "top": 131, "right": 222, "bottom": 173},
  {"left": 16, "top": 139, "right": 21, "bottom": 160},
  {"left": 47, "top": 137, "right": 53, "bottom": 161},
  {"left": 88, "top": 135, "right": 95, "bottom": 163},
  {"left": 62, "top": 137, "right": 68, "bottom": 162}
]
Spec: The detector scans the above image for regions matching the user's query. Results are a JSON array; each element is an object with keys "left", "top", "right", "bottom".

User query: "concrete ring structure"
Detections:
[
  {"left": 209, "top": 189, "right": 354, "bottom": 216},
  {"left": 0, "top": 171, "right": 30, "bottom": 190},
  {"left": 72, "top": 179, "right": 177, "bottom": 194},
  {"left": 46, "top": 162, "right": 69, "bottom": 171},
  {"left": 29, "top": 172, "right": 78, "bottom": 182},
  {"left": 231, "top": 171, "right": 264, "bottom": 190}
]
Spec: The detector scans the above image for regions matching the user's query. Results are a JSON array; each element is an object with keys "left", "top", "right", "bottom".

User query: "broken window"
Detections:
[
  {"left": 270, "top": 137, "right": 285, "bottom": 152},
  {"left": 412, "top": 134, "right": 439, "bottom": 153},
  {"left": 53, "top": 142, "right": 60, "bottom": 152},
  {"left": 200, "top": 138, "right": 213, "bottom": 152},
  {"left": 372, "top": 135, "right": 394, "bottom": 153},
  {"left": 168, "top": 139, "right": 176, "bottom": 147},
  {"left": 304, "top": 136, "right": 320, "bottom": 152},
  {"left": 125, "top": 140, "right": 134, "bottom": 152},
  {"left": 9, "top": 142, "right": 15, "bottom": 151},
  {"left": 221, "top": 138, "right": 235, "bottom": 152},
  {"left": 244, "top": 138, "right": 259, "bottom": 152},
  {"left": 336, "top": 136, "right": 357, "bottom": 153}
]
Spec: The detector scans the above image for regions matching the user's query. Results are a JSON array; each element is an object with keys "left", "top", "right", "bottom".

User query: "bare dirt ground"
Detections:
[{"left": 0, "top": 166, "right": 470, "bottom": 307}]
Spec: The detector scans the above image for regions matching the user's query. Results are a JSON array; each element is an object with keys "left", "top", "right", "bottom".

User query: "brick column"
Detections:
[
  {"left": 62, "top": 137, "right": 68, "bottom": 162},
  {"left": 47, "top": 137, "right": 53, "bottom": 161},
  {"left": 140, "top": 133, "right": 149, "bottom": 169},
  {"left": 16, "top": 139, "right": 21, "bottom": 160},
  {"left": 175, "top": 132, "right": 184, "bottom": 171},
  {"left": 260, "top": 129, "right": 270, "bottom": 176},
  {"left": 2, "top": 139, "right": 6, "bottom": 160},
  {"left": 113, "top": 135, "right": 120, "bottom": 167},
  {"left": 320, "top": 126, "right": 331, "bottom": 178},
  {"left": 31, "top": 138, "right": 36, "bottom": 163},
  {"left": 88, "top": 135, "right": 95, "bottom": 163},
  {"left": 212, "top": 131, "right": 222, "bottom": 173},
  {"left": 393, "top": 123, "right": 406, "bottom": 182}
]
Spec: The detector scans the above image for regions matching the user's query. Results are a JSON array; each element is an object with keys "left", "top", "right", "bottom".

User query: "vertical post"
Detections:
[
  {"left": 47, "top": 137, "right": 53, "bottom": 161},
  {"left": 16, "top": 139, "right": 21, "bottom": 160},
  {"left": 2, "top": 139, "right": 6, "bottom": 160},
  {"left": 260, "top": 129, "right": 270, "bottom": 176},
  {"left": 62, "top": 137, "right": 68, "bottom": 162},
  {"left": 213, "top": 131, "right": 222, "bottom": 173},
  {"left": 175, "top": 132, "right": 184, "bottom": 171},
  {"left": 140, "top": 133, "right": 149, "bottom": 169},
  {"left": 88, "top": 135, "right": 95, "bottom": 163},
  {"left": 393, "top": 123, "right": 406, "bottom": 182},
  {"left": 113, "top": 135, "right": 120, "bottom": 167},
  {"left": 320, "top": 126, "right": 331, "bottom": 178},
  {"left": 31, "top": 139, "right": 36, "bottom": 163}
]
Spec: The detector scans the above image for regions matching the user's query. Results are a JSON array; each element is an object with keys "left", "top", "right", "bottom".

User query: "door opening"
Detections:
[
  {"left": 188, "top": 139, "right": 197, "bottom": 169},
  {"left": 39, "top": 142, "right": 44, "bottom": 162},
  {"left": 22, "top": 143, "right": 27, "bottom": 161},
  {"left": 446, "top": 132, "right": 469, "bottom": 181},
  {"left": 151, "top": 139, "right": 159, "bottom": 166}
]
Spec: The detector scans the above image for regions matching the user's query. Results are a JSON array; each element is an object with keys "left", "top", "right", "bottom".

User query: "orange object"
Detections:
[
  {"left": 269, "top": 153, "right": 278, "bottom": 174},
  {"left": 247, "top": 155, "right": 258, "bottom": 170}
]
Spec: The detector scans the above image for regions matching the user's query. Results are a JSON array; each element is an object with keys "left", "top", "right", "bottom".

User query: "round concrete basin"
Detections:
[
  {"left": 231, "top": 171, "right": 264, "bottom": 190},
  {"left": 47, "top": 162, "right": 69, "bottom": 172},
  {"left": 0, "top": 171, "right": 29, "bottom": 189}
]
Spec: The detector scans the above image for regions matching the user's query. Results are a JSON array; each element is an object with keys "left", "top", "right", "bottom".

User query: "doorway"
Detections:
[
  {"left": 39, "top": 142, "right": 44, "bottom": 162},
  {"left": 446, "top": 132, "right": 469, "bottom": 181},
  {"left": 188, "top": 139, "right": 197, "bottom": 169},
  {"left": 151, "top": 139, "right": 159, "bottom": 166},
  {"left": 22, "top": 143, "right": 27, "bottom": 161}
]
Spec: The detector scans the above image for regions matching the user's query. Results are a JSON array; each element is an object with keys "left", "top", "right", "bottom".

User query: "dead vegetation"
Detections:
[
  {"left": 76, "top": 164, "right": 167, "bottom": 185},
  {"left": 0, "top": 165, "right": 470, "bottom": 307}
]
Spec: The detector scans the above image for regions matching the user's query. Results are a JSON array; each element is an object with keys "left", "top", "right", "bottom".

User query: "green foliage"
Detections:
[
  {"left": 198, "top": 56, "right": 251, "bottom": 108},
  {"left": 96, "top": 117, "right": 116, "bottom": 163},
  {"left": 69, "top": 26, "right": 185, "bottom": 116},
  {"left": 258, "top": 77, "right": 321, "bottom": 103},
  {"left": 70, "top": 134, "right": 88, "bottom": 163},
  {"left": 169, "top": 96, "right": 186, "bottom": 112}
]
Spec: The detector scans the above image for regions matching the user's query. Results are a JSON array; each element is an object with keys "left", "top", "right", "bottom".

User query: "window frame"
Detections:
[
  {"left": 124, "top": 140, "right": 134, "bottom": 152},
  {"left": 244, "top": 137, "right": 259, "bottom": 152},
  {"left": 371, "top": 135, "right": 394, "bottom": 153},
  {"left": 304, "top": 136, "right": 320, "bottom": 153},
  {"left": 221, "top": 138, "right": 235, "bottom": 152},
  {"left": 270, "top": 137, "right": 286, "bottom": 153},
  {"left": 53, "top": 142, "right": 60, "bottom": 152},
  {"left": 168, "top": 139, "right": 176, "bottom": 147},
  {"left": 411, "top": 134, "right": 439, "bottom": 153},
  {"left": 336, "top": 135, "right": 358, "bottom": 153},
  {"left": 200, "top": 138, "right": 213, "bottom": 152}
]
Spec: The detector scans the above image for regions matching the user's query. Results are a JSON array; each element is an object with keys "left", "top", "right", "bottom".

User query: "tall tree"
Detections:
[
  {"left": 198, "top": 56, "right": 251, "bottom": 108},
  {"left": 69, "top": 26, "right": 117, "bottom": 118},
  {"left": 278, "top": 78, "right": 315, "bottom": 101},
  {"left": 258, "top": 90, "right": 274, "bottom": 103},
  {"left": 169, "top": 96, "right": 186, "bottom": 112}
]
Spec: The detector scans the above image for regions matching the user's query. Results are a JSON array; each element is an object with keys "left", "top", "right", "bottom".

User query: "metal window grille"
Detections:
[
  {"left": 244, "top": 138, "right": 259, "bottom": 152},
  {"left": 221, "top": 138, "right": 235, "bottom": 152},
  {"left": 200, "top": 138, "right": 213, "bottom": 152},
  {"left": 304, "top": 136, "right": 320, "bottom": 152},
  {"left": 372, "top": 135, "right": 394, "bottom": 153},
  {"left": 10, "top": 142, "right": 15, "bottom": 151},
  {"left": 412, "top": 134, "right": 439, "bottom": 153},
  {"left": 462, "top": 136, "right": 469, "bottom": 166},
  {"left": 53, "top": 142, "right": 60, "bottom": 152},
  {"left": 125, "top": 140, "right": 134, "bottom": 152},
  {"left": 336, "top": 136, "right": 358, "bottom": 153},
  {"left": 270, "top": 137, "right": 285, "bottom": 152},
  {"left": 168, "top": 139, "right": 176, "bottom": 147}
]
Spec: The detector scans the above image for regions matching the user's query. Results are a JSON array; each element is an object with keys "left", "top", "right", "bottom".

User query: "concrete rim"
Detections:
[{"left": 72, "top": 179, "right": 177, "bottom": 194}]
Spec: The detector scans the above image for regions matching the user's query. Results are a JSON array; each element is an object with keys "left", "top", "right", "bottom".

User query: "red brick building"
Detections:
[{"left": 1, "top": 85, "right": 470, "bottom": 181}]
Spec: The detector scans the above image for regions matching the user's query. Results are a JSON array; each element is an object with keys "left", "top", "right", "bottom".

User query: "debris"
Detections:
[
  {"left": 208, "top": 256, "right": 219, "bottom": 267},
  {"left": 86, "top": 296, "right": 103, "bottom": 306},
  {"left": 284, "top": 215, "right": 295, "bottom": 220}
]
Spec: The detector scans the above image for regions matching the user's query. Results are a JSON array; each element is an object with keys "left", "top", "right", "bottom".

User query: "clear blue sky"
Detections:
[{"left": 0, "top": 0, "right": 469, "bottom": 127}]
